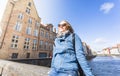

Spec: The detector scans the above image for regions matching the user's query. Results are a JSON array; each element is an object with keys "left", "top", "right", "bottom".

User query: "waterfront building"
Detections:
[{"left": 102, "top": 44, "right": 120, "bottom": 55}]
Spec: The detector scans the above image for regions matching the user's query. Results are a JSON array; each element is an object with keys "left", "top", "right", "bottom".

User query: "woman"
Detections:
[{"left": 49, "top": 20, "right": 94, "bottom": 76}]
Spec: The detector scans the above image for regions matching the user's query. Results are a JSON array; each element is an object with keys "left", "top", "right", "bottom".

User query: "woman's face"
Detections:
[{"left": 58, "top": 22, "right": 67, "bottom": 32}]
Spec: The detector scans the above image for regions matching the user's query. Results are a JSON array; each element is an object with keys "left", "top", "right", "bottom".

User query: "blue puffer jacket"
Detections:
[{"left": 51, "top": 33, "right": 94, "bottom": 76}]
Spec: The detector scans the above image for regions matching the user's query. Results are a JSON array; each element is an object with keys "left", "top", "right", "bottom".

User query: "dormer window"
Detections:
[
  {"left": 26, "top": 7, "right": 30, "bottom": 14},
  {"left": 28, "top": 2, "right": 31, "bottom": 7},
  {"left": 18, "top": 13, "right": 23, "bottom": 19},
  {"left": 28, "top": 18, "right": 32, "bottom": 24}
]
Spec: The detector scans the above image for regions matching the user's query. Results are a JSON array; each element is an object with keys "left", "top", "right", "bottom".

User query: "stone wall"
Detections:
[
  {"left": 0, "top": 60, "right": 50, "bottom": 76},
  {"left": 8, "top": 58, "right": 52, "bottom": 67}
]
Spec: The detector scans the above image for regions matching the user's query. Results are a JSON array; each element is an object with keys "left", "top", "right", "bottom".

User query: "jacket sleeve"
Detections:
[{"left": 75, "top": 34, "right": 94, "bottom": 76}]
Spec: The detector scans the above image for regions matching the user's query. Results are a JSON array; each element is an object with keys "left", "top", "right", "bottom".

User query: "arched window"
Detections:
[
  {"left": 26, "top": 26, "right": 31, "bottom": 35},
  {"left": 28, "top": 18, "right": 32, "bottom": 24},
  {"left": 28, "top": 2, "right": 31, "bottom": 7},
  {"left": 34, "top": 29, "right": 38, "bottom": 37},
  {"left": 14, "top": 21, "right": 22, "bottom": 32},
  {"left": 18, "top": 13, "right": 23, "bottom": 19}
]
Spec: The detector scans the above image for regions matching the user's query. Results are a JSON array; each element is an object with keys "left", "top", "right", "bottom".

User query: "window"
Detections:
[
  {"left": 35, "top": 21, "right": 39, "bottom": 27},
  {"left": 45, "top": 32, "right": 49, "bottom": 38},
  {"left": 14, "top": 21, "right": 22, "bottom": 31},
  {"left": 42, "top": 41, "right": 45, "bottom": 49},
  {"left": 49, "top": 43, "right": 53, "bottom": 50},
  {"left": 39, "top": 40, "right": 43, "bottom": 49},
  {"left": 26, "top": 26, "right": 31, "bottom": 35},
  {"left": 18, "top": 13, "right": 23, "bottom": 19},
  {"left": 44, "top": 42, "right": 48, "bottom": 50},
  {"left": 11, "top": 35, "right": 19, "bottom": 48},
  {"left": 33, "top": 29, "right": 38, "bottom": 37},
  {"left": 23, "top": 38, "right": 30, "bottom": 50},
  {"left": 48, "top": 43, "right": 50, "bottom": 50},
  {"left": 26, "top": 53, "right": 30, "bottom": 58},
  {"left": 46, "top": 42, "right": 48, "bottom": 50},
  {"left": 39, "top": 53, "right": 47, "bottom": 58},
  {"left": 28, "top": 18, "right": 32, "bottom": 24},
  {"left": 40, "top": 30, "right": 44, "bottom": 37},
  {"left": 32, "top": 39, "right": 37, "bottom": 50},
  {"left": 28, "top": 2, "right": 31, "bottom": 7},
  {"left": 49, "top": 34, "right": 53, "bottom": 40},
  {"left": 50, "top": 27, "right": 53, "bottom": 32},
  {"left": 26, "top": 7, "right": 30, "bottom": 14},
  {"left": 50, "top": 44, "right": 53, "bottom": 50},
  {"left": 11, "top": 53, "right": 18, "bottom": 58}
]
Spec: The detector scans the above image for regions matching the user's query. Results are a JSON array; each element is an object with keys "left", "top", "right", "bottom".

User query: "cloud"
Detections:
[
  {"left": 0, "top": 26, "right": 2, "bottom": 37},
  {"left": 89, "top": 38, "right": 110, "bottom": 51},
  {"left": 0, "top": 0, "right": 8, "bottom": 22},
  {"left": 94, "top": 38, "right": 108, "bottom": 44},
  {"left": 100, "top": 2, "right": 114, "bottom": 14}
]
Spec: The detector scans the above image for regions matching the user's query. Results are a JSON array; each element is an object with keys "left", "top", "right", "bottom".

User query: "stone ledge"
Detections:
[{"left": 0, "top": 60, "right": 50, "bottom": 76}]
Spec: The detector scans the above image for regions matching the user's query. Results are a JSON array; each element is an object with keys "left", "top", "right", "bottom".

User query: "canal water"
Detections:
[{"left": 89, "top": 56, "right": 120, "bottom": 76}]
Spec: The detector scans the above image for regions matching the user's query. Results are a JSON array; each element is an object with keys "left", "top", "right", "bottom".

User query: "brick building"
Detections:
[{"left": 0, "top": 0, "right": 56, "bottom": 59}]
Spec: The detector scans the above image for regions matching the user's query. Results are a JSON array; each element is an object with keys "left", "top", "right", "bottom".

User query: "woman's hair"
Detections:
[{"left": 60, "top": 20, "right": 74, "bottom": 33}]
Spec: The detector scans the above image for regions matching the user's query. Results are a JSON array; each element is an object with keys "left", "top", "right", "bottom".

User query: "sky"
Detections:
[
  {"left": 0, "top": 0, "right": 120, "bottom": 52},
  {"left": 0, "top": 0, "right": 8, "bottom": 36},
  {"left": 34, "top": 0, "right": 120, "bottom": 52}
]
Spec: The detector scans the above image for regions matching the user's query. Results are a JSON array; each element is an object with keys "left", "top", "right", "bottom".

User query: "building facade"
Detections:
[
  {"left": 0, "top": 0, "right": 56, "bottom": 59},
  {"left": 102, "top": 44, "right": 120, "bottom": 55}
]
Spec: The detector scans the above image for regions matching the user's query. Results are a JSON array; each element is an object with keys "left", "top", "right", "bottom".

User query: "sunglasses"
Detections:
[{"left": 58, "top": 23, "right": 66, "bottom": 27}]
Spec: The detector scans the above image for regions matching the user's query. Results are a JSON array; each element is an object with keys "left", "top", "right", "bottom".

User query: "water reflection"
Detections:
[{"left": 89, "top": 56, "right": 120, "bottom": 76}]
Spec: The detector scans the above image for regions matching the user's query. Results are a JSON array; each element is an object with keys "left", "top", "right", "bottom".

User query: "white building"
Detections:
[
  {"left": 102, "top": 44, "right": 120, "bottom": 55},
  {"left": 111, "top": 47, "right": 120, "bottom": 55}
]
